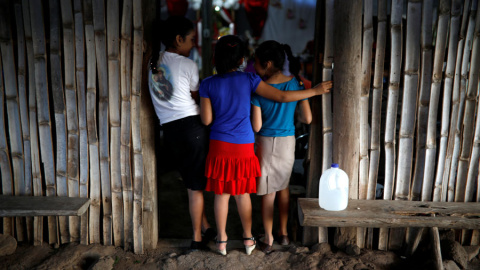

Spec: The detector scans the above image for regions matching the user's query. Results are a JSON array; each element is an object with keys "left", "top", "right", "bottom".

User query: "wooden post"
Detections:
[{"left": 332, "top": 0, "right": 361, "bottom": 250}]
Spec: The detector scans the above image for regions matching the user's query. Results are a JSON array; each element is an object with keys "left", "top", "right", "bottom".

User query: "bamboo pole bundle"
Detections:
[
  {"left": 49, "top": 0, "right": 69, "bottom": 244},
  {"left": 0, "top": 53, "right": 14, "bottom": 237},
  {"left": 448, "top": 0, "right": 477, "bottom": 202},
  {"left": 422, "top": 0, "right": 451, "bottom": 202},
  {"left": 73, "top": 0, "right": 89, "bottom": 245},
  {"left": 411, "top": 0, "right": 434, "bottom": 202},
  {"left": 22, "top": 0, "right": 43, "bottom": 246},
  {"left": 83, "top": 0, "right": 101, "bottom": 245},
  {"left": 455, "top": 3, "right": 480, "bottom": 203},
  {"left": 0, "top": 0, "right": 26, "bottom": 240},
  {"left": 132, "top": 0, "right": 144, "bottom": 254},
  {"left": 92, "top": 0, "right": 112, "bottom": 245},
  {"left": 444, "top": 0, "right": 472, "bottom": 202},
  {"left": 120, "top": 0, "right": 134, "bottom": 251},
  {"left": 380, "top": 0, "right": 403, "bottom": 251},
  {"left": 434, "top": 0, "right": 462, "bottom": 202},
  {"left": 14, "top": 0, "right": 30, "bottom": 242},
  {"left": 106, "top": 0, "right": 124, "bottom": 247},
  {"left": 29, "top": 0, "right": 58, "bottom": 245},
  {"left": 60, "top": 0, "right": 81, "bottom": 243},
  {"left": 357, "top": 0, "right": 373, "bottom": 249}
]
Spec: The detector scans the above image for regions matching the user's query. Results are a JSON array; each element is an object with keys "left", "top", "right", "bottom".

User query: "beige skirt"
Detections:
[{"left": 255, "top": 135, "right": 295, "bottom": 195}]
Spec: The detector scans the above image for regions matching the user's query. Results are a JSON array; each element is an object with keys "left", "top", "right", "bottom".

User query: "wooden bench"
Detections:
[
  {"left": 298, "top": 198, "right": 480, "bottom": 270},
  {"left": 0, "top": 195, "right": 90, "bottom": 217}
]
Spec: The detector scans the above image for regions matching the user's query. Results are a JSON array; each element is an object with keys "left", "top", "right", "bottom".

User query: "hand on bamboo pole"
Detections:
[{"left": 313, "top": 80, "right": 333, "bottom": 95}]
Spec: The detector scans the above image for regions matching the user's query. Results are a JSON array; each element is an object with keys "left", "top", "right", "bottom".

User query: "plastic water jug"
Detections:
[{"left": 319, "top": 163, "right": 349, "bottom": 211}]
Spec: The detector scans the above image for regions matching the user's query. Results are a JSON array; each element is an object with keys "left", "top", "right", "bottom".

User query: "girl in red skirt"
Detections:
[{"left": 199, "top": 35, "right": 332, "bottom": 255}]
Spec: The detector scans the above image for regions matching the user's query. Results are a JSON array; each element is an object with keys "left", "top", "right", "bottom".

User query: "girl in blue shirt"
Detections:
[
  {"left": 200, "top": 35, "right": 331, "bottom": 256},
  {"left": 251, "top": 40, "right": 312, "bottom": 253}
]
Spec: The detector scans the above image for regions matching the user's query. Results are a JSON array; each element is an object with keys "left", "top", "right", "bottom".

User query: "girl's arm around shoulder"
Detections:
[
  {"left": 255, "top": 80, "right": 332, "bottom": 103},
  {"left": 200, "top": 97, "right": 213, "bottom": 125},
  {"left": 297, "top": 100, "right": 312, "bottom": 124},
  {"left": 251, "top": 104, "right": 262, "bottom": 132}
]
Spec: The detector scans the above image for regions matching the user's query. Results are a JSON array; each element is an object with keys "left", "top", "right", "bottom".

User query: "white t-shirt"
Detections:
[{"left": 148, "top": 51, "right": 200, "bottom": 125}]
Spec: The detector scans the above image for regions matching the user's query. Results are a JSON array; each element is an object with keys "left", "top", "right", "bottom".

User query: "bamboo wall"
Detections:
[
  {"left": 1, "top": 0, "right": 480, "bottom": 254},
  {"left": 306, "top": 0, "right": 480, "bottom": 250},
  {"left": 0, "top": 0, "right": 157, "bottom": 254}
]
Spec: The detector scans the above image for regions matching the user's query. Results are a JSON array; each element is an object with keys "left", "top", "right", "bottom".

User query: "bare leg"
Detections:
[
  {"left": 215, "top": 193, "right": 230, "bottom": 250},
  {"left": 234, "top": 193, "right": 254, "bottom": 246},
  {"left": 277, "top": 187, "right": 290, "bottom": 237},
  {"left": 188, "top": 189, "right": 206, "bottom": 242},
  {"left": 261, "top": 192, "right": 276, "bottom": 245}
]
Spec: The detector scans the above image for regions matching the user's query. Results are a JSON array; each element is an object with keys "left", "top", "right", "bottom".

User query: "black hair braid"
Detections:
[{"left": 283, "top": 44, "right": 304, "bottom": 87}]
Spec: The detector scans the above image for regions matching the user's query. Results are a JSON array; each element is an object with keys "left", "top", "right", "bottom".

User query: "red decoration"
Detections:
[
  {"left": 167, "top": 0, "right": 189, "bottom": 16},
  {"left": 242, "top": 0, "right": 269, "bottom": 39}
]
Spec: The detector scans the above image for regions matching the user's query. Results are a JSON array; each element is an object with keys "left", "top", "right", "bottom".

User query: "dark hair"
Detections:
[
  {"left": 255, "top": 40, "right": 303, "bottom": 86},
  {"left": 214, "top": 35, "right": 247, "bottom": 74},
  {"left": 150, "top": 16, "right": 194, "bottom": 73}
]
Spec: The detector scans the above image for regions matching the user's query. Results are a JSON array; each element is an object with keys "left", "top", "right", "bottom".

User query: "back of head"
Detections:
[
  {"left": 150, "top": 16, "right": 194, "bottom": 73},
  {"left": 214, "top": 35, "right": 246, "bottom": 74},
  {"left": 255, "top": 40, "right": 285, "bottom": 72}
]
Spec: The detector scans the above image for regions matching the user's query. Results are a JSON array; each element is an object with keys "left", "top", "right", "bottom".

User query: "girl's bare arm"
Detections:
[
  {"left": 251, "top": 105, "right": 262, "bottom": 132},
  {"left": 200, "top": 97, "right": 213, "bottom": 125},
  {"left": 255, "top": 80, "right": 332, "bottom": 102},
  {"left": 297, "top": 100, "right": 312, "bottom": 124}
]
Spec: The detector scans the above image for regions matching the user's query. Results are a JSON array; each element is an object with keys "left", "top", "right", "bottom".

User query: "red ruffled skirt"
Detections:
[{"left": 205, "top": 140, "right": 261, "bottom": 195}]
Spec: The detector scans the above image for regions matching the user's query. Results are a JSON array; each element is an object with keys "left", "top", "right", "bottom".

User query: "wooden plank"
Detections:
[
  {"left": 0, "top": 195, "right": 90, "bottom": 217},
  {"left": 299, "top": 198, "right": 480, "bottom": 229}
]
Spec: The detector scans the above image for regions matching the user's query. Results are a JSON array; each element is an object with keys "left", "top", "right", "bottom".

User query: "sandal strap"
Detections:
[
  {"left": 243, "top": 236, "right": 256, "bottom": 244},
  {"left": 216, "top": 239, "right": 228, "bottom": 244}
]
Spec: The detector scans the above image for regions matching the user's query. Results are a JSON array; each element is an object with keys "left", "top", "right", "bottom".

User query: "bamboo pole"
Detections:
[
  {"left": 380, "top": 0, "right": 403, "bottom": 251},
  {"left": 0, "top": 51, "right": 14, "bottom": 238},
  {"left": 60, "top": 0, "right": 81, "bottom": 243},
  {"left": 357, "top": 0, "right": 373, "bottom": 249},
  {"left": 434, "top": 0, "right": 462, "bottom": 202},
  {"left": 448, "top": 0, "right": 477, "bottom": 202},
  {"left": 455, "top": 3, "right": 480, "bottom": 203},
  {"left": 29, "top": 0, "right": 58, "bottom": 245},
  {"left": 318, "top": 0, "right": 333, "bottom": 244},
  {"left": 92, "top": 0, "right": 112, "bottom": 245},
  {"left": 120, "top": 0, "right": 134, "bottom": 251},
  {"left": 22, "top": 0, "right": 43, "bottom": 246},
  {"left": 132, "top": 0, "right": 144, "bottom": 254},
  {"left": 366, "top": 0, "right": 387, "bottom": 250},
  {"left": 411, "top": 0, "right": 434, "bottom": 202},
  {"left": 422, "top": 0, "right": 451, "bottom": 202},
  {"left": 106, "top": 0, "right": 124, "bottom": 247},
  {"left": 83, "top": 0, "right": 101, "bottom": 245},
  {"left": 14, "top": 0, "right": 30, "bottom": 242},
  {"left": 444, "top": 0, "right": 472, "bottom": 203},
  {"left": 73, "top": 0, "right": 89, "bottom": 245},
  {"left": 0, "top": 0, "right": 26, "bottom": 241},
  {"left": 49, "top": 0, "right": 70, "bottom": 244}
]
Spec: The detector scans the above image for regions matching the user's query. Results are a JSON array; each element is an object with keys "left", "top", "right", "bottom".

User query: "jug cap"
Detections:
[{"left": 331, "top": 163, "right": 339, "bottom": 168}]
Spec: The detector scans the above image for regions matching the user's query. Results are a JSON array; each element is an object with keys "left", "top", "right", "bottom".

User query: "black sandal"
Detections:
[{"left": 202, "top": 228, "right": 217, "bottom": 244}]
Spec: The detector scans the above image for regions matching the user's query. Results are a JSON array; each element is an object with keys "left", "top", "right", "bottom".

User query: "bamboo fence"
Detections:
[{"left": 1, "top": 0, "right": 480, "bottom": 253}]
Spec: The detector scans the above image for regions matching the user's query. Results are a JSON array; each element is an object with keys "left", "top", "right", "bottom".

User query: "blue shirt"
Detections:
[
  {"left": 200, "top": 71, "right": 262, "bottom": 144},
  {"left": 251, "top": 78, "right": 305, "bottom": 137}
]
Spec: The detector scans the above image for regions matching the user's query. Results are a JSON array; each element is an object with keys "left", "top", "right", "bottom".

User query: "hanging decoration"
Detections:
[
  {"left": 167, "top": 0, "right": 189, "bottom": 16},
  {"left": 243, "top": 0, "right": 269, "bottom": 39}
]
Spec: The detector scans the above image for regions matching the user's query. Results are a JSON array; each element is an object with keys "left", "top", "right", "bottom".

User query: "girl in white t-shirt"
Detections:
[{"left": 148, "top": 16, "right": 215, "bottom": 251}]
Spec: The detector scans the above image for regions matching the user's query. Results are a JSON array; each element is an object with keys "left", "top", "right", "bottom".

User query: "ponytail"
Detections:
[{"left": 282, "top": 44, "right": 303, "bottom": 87}]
